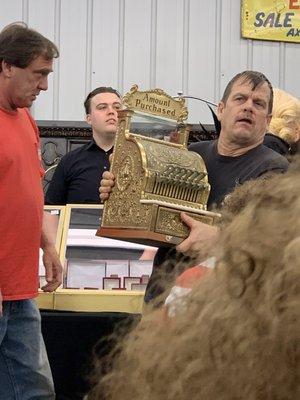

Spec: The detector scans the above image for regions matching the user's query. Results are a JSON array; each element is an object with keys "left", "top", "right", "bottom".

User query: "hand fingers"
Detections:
[
  {"left": 43, "top": 261, "right": 53, "bottom": 282},
  {"left": 52, "top": 264, "right": 62, "bottom": 286},
  {"left": 99, "top": 177, "right": 115, "bottom": 201},
  {"left": 99, "top": 183, "right": 113, "bottom": 201},
  {"left": 180, "top": 212, "right": 198, "bottom": 228},
  {"left": 176, "top": 241, "right": 199, "bottom": 258},
  {"left": 99, "top": 178, "right": 115, "bottom": 190},
  {"left": 100, "top": 192, "right": 110, "bottom": 201},
  {"left": 41, "top": 280, "right": 61, "bottom": 292},
  {"left": 99, "top": 171, "right": 115, "bottom": 202},
  {"left": 43, "top": 252, "right": 63, "bottom": 285},
  {"left": 176, "top": 213, "right": 196, "bottom": 253},
  {"left": 176, "top": 238, "right": 190, "bottom": 254},
  {"left": 103, "top": 171, "right": 114, "bottom": 180},
  {"left": 42, "top": 264, "right": 62, "bottom": 292}
]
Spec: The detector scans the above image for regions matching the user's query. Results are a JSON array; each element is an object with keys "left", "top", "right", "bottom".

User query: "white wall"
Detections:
[{"left": 1, "top": 0, "right": 299, "bottom": 123}]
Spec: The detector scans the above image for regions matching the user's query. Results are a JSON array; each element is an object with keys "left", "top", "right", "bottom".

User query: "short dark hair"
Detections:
[
  {"left": 84, "top": 86, "right": 121, "bottom": 114},
  {"left": 0, "top": 22, "right": 59, "bottom": 72},
  {"left": 221, "top": 70, "right": 274, "bottom": 114}
]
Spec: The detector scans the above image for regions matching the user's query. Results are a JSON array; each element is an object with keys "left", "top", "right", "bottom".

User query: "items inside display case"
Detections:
[
  {"left": 62, "top": 205, "right": 155, "bottom": 292},
  {"left": 65, "top": 258, "right": 152, "bottom": 290},
  {"left": 38, "top": 205, "right": 156, "bottom": 293}
]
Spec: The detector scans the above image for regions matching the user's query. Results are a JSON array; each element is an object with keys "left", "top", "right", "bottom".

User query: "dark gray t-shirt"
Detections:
[
  {"left": 189, "top": 140, "right": 289, "bottom": 207},
  {"left": 145, "top": 140, "right": 289, "bottom": 303}
]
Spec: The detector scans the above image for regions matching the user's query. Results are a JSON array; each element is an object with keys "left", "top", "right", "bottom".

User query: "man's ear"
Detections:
[
  {"left": 217, "top": 101, "right": 224, "bottom": 122},
  {"left": 1, "top": 61, "right": 13, "bottom": 77},
  {"left": 86, "top": 114, "right": 92, "bottom": 126},
  {"left": 266, "top": 113, "right": 272, "bottom": 127}
]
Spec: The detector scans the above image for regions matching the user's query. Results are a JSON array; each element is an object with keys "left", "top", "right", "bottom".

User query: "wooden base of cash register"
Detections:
[
  {"left": 97, "top": 227, "right": 184, "bottom": 248},
  {"left": 98, "top": 203, "right": 220, "bottom": 248}
]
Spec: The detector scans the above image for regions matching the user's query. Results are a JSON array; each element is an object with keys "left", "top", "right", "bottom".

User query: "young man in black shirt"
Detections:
[{"left": 46, "top": 86, "right": 122, "bottom": 205}]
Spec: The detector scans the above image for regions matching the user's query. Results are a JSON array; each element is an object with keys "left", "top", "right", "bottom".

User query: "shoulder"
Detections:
[
  {"left": 248, "top": 144, "right": 289, "bottom": 175},
  {"left": 164, "top": 265, "right": 210, "bottom": 318},
  {"left": 22, "top": 108, "right": 38, "bottom": 130},
  {"left": 175, "top": 265, "right": 210, "bottom": 289},
  {"left": 255, "top": 144, "right": 289, "bottom": 165},
  {"left": 188, "top": 140, "right": 215, "bottom": 154},
  {"left": 59, "top": 141, "right": 90, "bottom": 164}
]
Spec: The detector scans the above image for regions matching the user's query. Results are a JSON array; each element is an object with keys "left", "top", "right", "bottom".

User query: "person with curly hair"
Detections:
[{"left": 89, "top": 161, "right": 300, "bottom": 400}]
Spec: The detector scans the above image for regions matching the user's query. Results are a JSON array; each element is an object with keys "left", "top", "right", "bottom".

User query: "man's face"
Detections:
[
  {"left": 6, "top": 55, "right": 53, "bottom": 109},
  {"left": 86, "top": 92, "right": 122, "bottom": 138},
  {"left": 217, "top": 79, "right": 272, "bottom": 147}
]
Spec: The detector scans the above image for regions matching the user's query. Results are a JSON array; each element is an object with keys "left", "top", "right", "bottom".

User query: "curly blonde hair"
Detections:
[
  {"left": 88, "top": 161, "right": 300, "bottom": 400},
  {"left": 269, "top": 88, "right": 300, "bottom": 144}
]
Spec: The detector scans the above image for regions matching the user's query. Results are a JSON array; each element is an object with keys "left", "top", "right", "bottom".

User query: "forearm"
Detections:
[
  {"left": 40, "top": 211, "right": 63, "bottom": 291},
  {"left": 41, "top": 211, "right": 59, "bottom": 250}
]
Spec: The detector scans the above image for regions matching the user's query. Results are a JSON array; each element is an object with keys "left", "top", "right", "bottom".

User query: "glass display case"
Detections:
[{"left": 37, "top": 204, "right": 157, "bottom": 313}]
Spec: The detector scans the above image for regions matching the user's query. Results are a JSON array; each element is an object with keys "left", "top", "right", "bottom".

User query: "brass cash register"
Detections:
[{"left": 97, "top": 85, "right": 219, "bottom": 247}]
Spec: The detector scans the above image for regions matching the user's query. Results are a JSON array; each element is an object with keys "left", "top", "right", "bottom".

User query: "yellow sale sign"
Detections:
[{"left": 241, "top": 0, "right": 300, "bottom": 43}]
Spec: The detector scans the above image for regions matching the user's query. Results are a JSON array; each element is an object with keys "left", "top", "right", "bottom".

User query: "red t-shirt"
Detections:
[{"left": 0, "top": 107, "right": 44, "bottom": 300}]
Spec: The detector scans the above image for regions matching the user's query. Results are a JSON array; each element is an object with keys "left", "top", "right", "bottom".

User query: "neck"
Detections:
[
  {"left": 0, "top": 86, "right": 16, "bottom": 112},
  {"left": 92, "top": 131, "right": 115, "bottom": 151},
  {"left": 217, "top": 134, "right": 261, "bottom": 157}
]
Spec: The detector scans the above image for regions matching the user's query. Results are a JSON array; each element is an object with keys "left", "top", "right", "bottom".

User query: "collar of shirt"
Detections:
[{"left": 87, "top": 139, "right": 114, "bottom": 154}]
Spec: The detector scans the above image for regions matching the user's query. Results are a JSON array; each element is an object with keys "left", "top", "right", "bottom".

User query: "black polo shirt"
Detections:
[{"left": 45, "top": 140, "right": 113, "bottom": 205}]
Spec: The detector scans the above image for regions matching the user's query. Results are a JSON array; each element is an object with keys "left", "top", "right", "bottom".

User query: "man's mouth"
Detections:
[
  {"left": 106, "top": 119, "right": 117, "bottom": 124},
  {"left": 236, "top": 117, "right": 253, "bottom": 125}
]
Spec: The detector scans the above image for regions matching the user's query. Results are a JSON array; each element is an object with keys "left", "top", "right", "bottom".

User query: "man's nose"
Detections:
[
  {"left": 107, "top": 105, "right": 117, "bottom": 114},
  {"left": 243, "top": 98, "right": 254, "bottom": 112},
  {"left": 38, "top": 76, "right": 48, "bottom": 91}
]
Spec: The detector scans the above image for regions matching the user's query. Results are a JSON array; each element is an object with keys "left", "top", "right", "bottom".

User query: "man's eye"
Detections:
[
  {"left": 36, "top": 71, "right": 48, "bottom": 77},
  {"left": 254, "top": 101, "right": 265, "bottom": 109}
]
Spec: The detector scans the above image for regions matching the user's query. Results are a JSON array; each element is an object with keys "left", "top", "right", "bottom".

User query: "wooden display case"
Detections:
[{"left": 36, "top": 204, "right": 156, "bottom": 313}]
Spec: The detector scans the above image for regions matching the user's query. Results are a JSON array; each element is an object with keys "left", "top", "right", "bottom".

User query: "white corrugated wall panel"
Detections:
[
  {"left": 57, "top": 0, "right": 88, "bottom": 120},
  {"left": 122, "top": 0, "right": 152, "bottom": 93},
  {"left": 285, "top": 43, "right": 300, "bottom": 99},
  {"left": 252, "top": 41, "right": 281, "bottom": 87},
  {"left": 187, "top": 0, "right": 218, "bottom": 125},
  {"left": 219, "top": 0, "right": 249, "bottom": 98},
  {"left": 27, "top": 0, "right": 57, "bottom": 120},
  {"left": 0, "top": 0, "right": 23, "bottom": 26},
  {"left": 90, "top": 0, "right": 120, "bottom": 93},
  {"left": 155, "top": 0, "right": 184, "bottom": 96},
  {"left": 0, "top": 0, "right": 299, "bottom": 123}
]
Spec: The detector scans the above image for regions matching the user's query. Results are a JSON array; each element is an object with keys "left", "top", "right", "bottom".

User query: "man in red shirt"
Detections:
[{"left": 0, "top": 23, "right": 62, "bottom": 398}]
